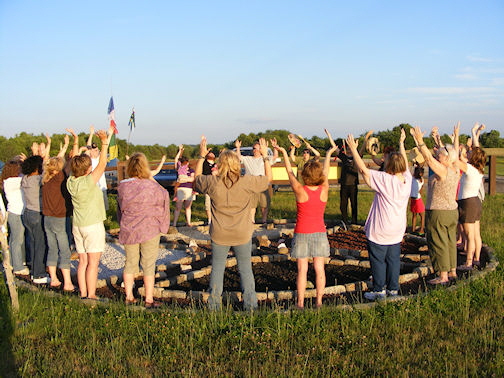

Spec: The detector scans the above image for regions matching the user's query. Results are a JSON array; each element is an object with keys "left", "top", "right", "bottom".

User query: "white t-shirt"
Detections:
[
  {"left": 4, "top": 177, "right": 24, "bottom": 215},
  {"left": 458, "top": 164, "right": 484, "bottom": 200},
  {"left": 410, "top": 177, "right": 424, "bottom": 199},
  {"left": 240, "top": 155, "right": 274, "bottom": 176},
  {"left": 91, "top": 157, "right": 107, "bottom": 191}
]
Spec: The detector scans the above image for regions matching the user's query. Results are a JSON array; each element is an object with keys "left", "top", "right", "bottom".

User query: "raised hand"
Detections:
[
  {"left": 65, "top": 128, "right": 77, "bottom": 137},
  {"left": 96, "top": 129, "right": 108, "bottom": 142},
  {"left": 400, "top": 128, "right": 406, "bottom": 144},
  {"left": 199, "top": 136, "right": 209, "bottom": 157},
  {"left": 234, "top": 139, "right": 242, "bottom": 149},
  {"left": 411, "top": 126, "right": 425, "bottom": 144},
  {"left": 346, "top": 134, "right": 358, "bottom": 151},
  {"left": 258, "top": 137, "right": 268, "bottom": 157},
  {"left": 324, "top": 128, "right": 337, "bottom": 148}
]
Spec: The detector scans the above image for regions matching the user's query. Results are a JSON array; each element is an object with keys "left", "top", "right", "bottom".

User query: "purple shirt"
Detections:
[
  {"left": 365, "top": 169, "right": 412, "bottom": 245},
  {"left": 117, "top": 178, "right": 170, "bottom": 245}
]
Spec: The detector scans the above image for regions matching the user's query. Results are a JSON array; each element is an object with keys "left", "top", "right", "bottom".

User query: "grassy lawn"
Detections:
[{"left": 1, "top": 193, "right": 503, "bottom": 376}]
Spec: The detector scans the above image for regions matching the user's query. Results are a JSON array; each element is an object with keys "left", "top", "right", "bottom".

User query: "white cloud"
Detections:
[
  {"left": 405, "top": 87, "right": 496, "bottom": 95},
  {"left": 467, "top": 55, "right": 494, "bottom": 63},
  {"left": 454, "top": 73, "right": 477, "bottom": 81}
]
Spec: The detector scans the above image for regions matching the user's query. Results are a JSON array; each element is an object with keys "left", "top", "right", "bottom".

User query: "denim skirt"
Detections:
[{"left": 291, "top": 232, "right": 330, "bottom": 258}]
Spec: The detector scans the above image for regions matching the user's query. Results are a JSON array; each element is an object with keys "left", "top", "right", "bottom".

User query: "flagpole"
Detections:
[{"left": 126, "top": 107, "right": 135, "bottom": 158}]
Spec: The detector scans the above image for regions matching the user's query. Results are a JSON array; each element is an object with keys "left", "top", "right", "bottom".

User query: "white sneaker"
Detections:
[
  {"left": 33, "top": 276, "right": 51, "bottom": 284},
  {"left": 386, "top": 290, "right": 399, "bottom": 297},
  {"left": 364, "top": 290, "right": 386, "bottom": 301}
]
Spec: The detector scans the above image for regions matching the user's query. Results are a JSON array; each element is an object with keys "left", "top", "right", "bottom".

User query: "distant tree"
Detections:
[{"left": 480, "top": 130, "right": 503, "bottom": 148}]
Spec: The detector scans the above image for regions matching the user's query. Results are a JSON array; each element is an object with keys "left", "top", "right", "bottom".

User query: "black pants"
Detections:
[{"left": 340, "top": 185, "right": 358, "bottom": 224}]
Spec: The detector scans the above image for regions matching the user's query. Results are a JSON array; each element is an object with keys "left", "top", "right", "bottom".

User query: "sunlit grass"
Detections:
[{"left": 1, "top": 194, "right": 503, "bottom": 376}]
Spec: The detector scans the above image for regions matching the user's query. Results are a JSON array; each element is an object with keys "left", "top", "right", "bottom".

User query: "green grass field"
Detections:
[{"left": 1, "top": 192, "right": 503, "bottom": 376}]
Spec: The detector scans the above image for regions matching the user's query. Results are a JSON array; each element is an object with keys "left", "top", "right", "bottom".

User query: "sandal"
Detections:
[
  {"left": 145, "top": 301, "right": 162, "bottom": 309},
  {"left": 428, "top": 277, "right": 449, "bottom": 285},
  {"left": 125, "top": 298, "right": 138, "bottom": 305},
  {"left": 457, "top": 264, "right": 473, "bottom": 272}
]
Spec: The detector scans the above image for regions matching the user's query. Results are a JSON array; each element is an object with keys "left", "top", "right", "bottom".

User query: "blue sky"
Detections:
[{"left": 1, "top": 1, "right": 503, "bottom": 146}]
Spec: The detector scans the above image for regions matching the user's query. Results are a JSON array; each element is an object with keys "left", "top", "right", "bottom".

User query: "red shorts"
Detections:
[{"left": 410, "top": 197, "right": 425, "bottom": 214}]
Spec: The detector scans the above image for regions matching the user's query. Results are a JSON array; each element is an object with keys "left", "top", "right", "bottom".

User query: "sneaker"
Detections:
[
  {"left": 364, "top": 290, "right": 386, "bottom": 301},
  {"left": 33, "top": 276, "right": 51, "bottom": 284},
  {"left": 386, "top": 290, "right": 399, "bottom": 297},
  {"left": 14, "top": 267, "right": 30, "bottom": 275}
]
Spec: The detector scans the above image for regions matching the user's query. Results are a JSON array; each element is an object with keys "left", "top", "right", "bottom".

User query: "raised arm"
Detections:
[
  {"left": 410, "top": 126, "right": 447, "bottom": 178},
  {"left": 453, "top": 122, "right": 460, "bottom": 169},
  {"left": 151, "top": 155, "right": 166, "bottom": 177},
  {"left": 43, "top": 133, "right": 52, "bottom": 160},
  {"left": 323, "top": 129, "right": 338, "bottom": 178},
  {"left": 258, "top": 138, "right": 272, "bottom": 182},
  {"left": 234, "top": 139, "right": 242, "bottom": 159},
  {"left": 305, "top": 139, "right": 321, "bottom": 158},
  {"left": 66, "top": 128, "right": 80, "bottom": 158},
  {"left": 346, "top": 134, "right": 371, "bottom": 187},
  {"left": 57, "top": 134, "right": 70, "bottom": 159},
  {"left": 431, "top": 126, "right": 444, "bottom": 148},
  {"left": 399, "top": 128, "right": 408, "bottom": 167},
  {"left": 271, "top": 139, "right": 302, "bottom": 193},
  {"left": 174, "top": 145, "right": 184, "bottom": 166},
  {"left": 86, "top": 125, "right": 95, "bottom": 147},
  {"left": 195, "top": 136, "right": 209, "bottom": 177},
  {"left": 90, "top": 128, "right": 112, "bottom": 184},
  {"left": 289, "top": 145, "right": 297, "bottom": 163},
  {"left": 471, "top": 122, "right": 485, "bottom": 148}
]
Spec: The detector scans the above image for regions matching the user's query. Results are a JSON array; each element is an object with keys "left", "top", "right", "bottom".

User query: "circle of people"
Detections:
[{"left": 0, "top": 122, "right": 487, "bottom": 308}]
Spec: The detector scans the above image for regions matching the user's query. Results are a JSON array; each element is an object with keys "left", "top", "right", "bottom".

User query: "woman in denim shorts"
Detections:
[{"left": 272, "top": 130, "right": 337, "bottom": 309}]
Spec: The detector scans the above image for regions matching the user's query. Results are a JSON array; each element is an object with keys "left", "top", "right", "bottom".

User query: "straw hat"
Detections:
[
  {"left": 366, "top": 137, "right": 380, "bottom": 155},
  {"left": 409, "top": 147, "right": 425, "bottom": 164}
]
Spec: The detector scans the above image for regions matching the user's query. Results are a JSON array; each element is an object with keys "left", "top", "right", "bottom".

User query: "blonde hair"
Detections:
[
  {"left": 42, "top": 157, "right": 65, "bottom": 184},
  {"left": 127, "top": 153, "right": 151, "bottom": 179},
  {"left": 217, "top": 150, "right": 241, "bottom": 188}
]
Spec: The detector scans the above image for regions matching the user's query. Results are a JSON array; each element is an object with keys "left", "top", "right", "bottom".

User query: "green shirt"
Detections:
[{"left": 66, "top": 174, "right": 106, "bottom": 227}]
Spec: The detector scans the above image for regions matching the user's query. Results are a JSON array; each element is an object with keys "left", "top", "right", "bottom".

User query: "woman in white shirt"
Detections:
[
  {"left": 1, "top": 159, "right": 28, "bottom": 274},
  {"left": 457, "top": 146, "right": 486, "bottom": 270}
]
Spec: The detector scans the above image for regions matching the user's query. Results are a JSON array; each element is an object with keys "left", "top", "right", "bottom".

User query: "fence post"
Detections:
[{"left": 488, "top": 155, "right": 497, "bottom": 196}]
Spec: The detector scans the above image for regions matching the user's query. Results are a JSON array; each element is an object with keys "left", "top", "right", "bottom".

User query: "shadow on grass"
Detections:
[{"left": 0, "top": 272, "right": 17, "bottom": 376}]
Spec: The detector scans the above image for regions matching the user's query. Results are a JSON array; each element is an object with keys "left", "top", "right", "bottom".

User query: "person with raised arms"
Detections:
[
  {"left": 272, "top": 129, "right": 337, "bottom": 309},
  {"left": 346, "top": 128, "right": 412, "bottom": 300},
  {"left": 194, "top": 136, "right": 272, "bottom": 310},
  {"left": 67, "top": 127, "right": 113, "bottom": 300}
]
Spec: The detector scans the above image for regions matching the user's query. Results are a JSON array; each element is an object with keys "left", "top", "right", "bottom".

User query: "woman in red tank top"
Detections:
[{"left": 272, "top": 130, "right": 337, "bottom": 309}]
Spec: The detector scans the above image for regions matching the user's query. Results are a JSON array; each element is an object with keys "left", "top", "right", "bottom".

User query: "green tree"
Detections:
[{"left": 480, "top": 130, "right": 503, "bottom": 148}]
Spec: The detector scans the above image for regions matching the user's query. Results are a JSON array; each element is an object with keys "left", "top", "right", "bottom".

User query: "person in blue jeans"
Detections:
[
  {"left": 42, "top": 144, "right": 75, "bottom": 292},
  {"left": 1, "top": 159, "right": 28, "bottom": 275},
  {"left": 346, "top": 129, "right": 412, "bottom": 300},
  {"left": 21, "top": 155, "right": 49, "bottom": 284},
  {"left": 194, "top": 136, "right": 272, "bottom": 310}
]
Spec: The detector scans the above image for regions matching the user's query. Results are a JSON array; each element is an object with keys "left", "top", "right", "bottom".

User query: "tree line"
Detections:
[{"left": 1, "top": 125, "right": 503, "bottom": 163}]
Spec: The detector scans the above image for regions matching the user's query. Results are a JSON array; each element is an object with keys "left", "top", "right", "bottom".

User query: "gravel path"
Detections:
[{"left": 70, "top": 223, "right": 292, "bottom": 280}]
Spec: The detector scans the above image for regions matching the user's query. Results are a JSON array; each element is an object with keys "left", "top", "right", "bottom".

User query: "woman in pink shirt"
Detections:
[
  {"left": 346, "top": 129, "right": 412, "bottom": 301},
  {"left": 117, "top": 153, "right": 170, "bottom": 309},
  {"left": 272, "top": 129, "right": 337, "bottom": 309}
]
